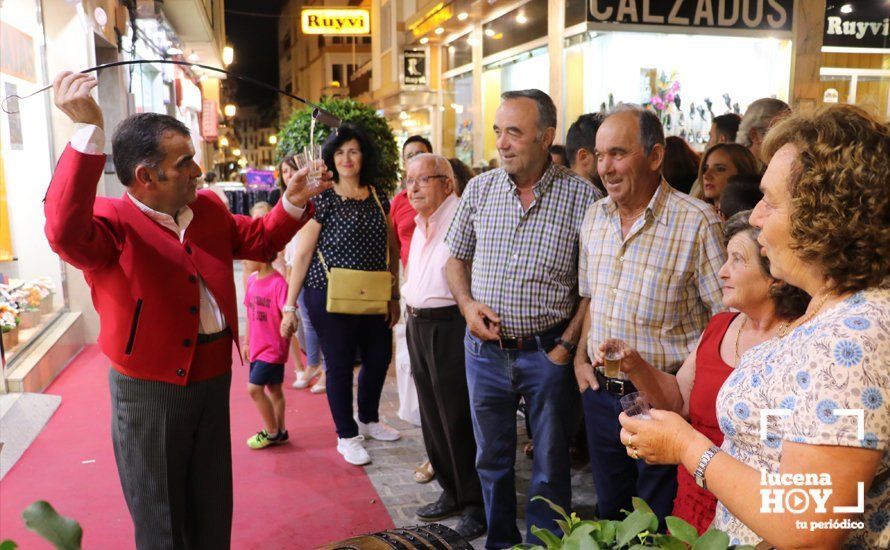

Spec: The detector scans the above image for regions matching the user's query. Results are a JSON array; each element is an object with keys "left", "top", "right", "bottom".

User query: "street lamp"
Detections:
[
  {"left": 268, "top": 135, "right": 278, "bottom": 145},
  {"left": 219, "top": 136, "right": 229, "bottom": 147},
  {"left": 223, "top": 45, "right": 234, "bottom": 66},
  {"left": 224, "top": 104, "right": 237, "bottom": 118}
]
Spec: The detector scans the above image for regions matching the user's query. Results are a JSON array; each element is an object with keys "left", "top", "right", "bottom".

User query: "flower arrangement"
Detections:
[
  {"left": 647, "top": 71, "right": 681, "bottom": 128},
  {"left": 1, "top": 302, "right": 20, "bottom": 333}
]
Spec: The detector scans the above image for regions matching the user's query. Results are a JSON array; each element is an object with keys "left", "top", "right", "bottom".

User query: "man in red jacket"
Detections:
[{"left": 45, "top": 72, "right": 331, "bottom": 549}]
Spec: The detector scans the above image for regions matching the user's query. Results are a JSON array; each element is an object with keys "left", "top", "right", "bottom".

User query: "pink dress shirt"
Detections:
[{"left": 402, "top": 193, "right": 460, "bottom": 309}]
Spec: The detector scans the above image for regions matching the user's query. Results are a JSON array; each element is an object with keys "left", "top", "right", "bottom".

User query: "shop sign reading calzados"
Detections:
[
  {"left": 301, "top": 8, "right": 370, "bottom": 35},
  {"left": 587, "top": 0, "right": 793, "bottom": 32}
]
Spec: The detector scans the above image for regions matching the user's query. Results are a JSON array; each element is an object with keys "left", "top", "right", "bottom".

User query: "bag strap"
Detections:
[{"left": 316, "top": 186, "right": 390, "bottom": 277}]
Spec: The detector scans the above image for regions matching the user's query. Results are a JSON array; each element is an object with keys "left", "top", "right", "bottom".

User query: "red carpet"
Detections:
[{"left": 0, "top": 345, "right": 393, "bottom": 548}]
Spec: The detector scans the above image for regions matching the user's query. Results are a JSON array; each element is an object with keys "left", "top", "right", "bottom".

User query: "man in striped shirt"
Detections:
[
  {"left": 446, "top": 89, "right": 601, "bottom": 548},
  {"left": 574, "top": 105, "right": 725, "bottom": 525}
]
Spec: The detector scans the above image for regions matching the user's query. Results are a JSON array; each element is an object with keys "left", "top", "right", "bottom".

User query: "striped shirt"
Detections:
[
  {"left": 579, "top": 180, "right": 725, "bottom": 372},
  {"left": 446, "top": 162, "right": 601, "bottom": 337}
]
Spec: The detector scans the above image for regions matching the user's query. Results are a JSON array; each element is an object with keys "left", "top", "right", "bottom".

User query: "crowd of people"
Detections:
[{"left": 45, "top": 68, "right": 887, "bottom": 550}]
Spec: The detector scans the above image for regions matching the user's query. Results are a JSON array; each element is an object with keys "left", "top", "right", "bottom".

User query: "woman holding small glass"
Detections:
[
  {"left": 281, "top": 123, "right": 402, "bottom": 467},
  {"left": 618, "top": 105, "right": 889, "bottom": 548},
  {"left": 593, "top": 210, "right": 809, "bottom": 534}
]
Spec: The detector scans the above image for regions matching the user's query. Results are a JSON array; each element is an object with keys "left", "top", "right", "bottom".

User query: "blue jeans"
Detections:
[
  {"left": 464, "top": 330, "right": 575, "bottom": 549},
  {"left": 582, "top": 386, "right": 678, "bottom": 527},
  {"left": 297, "top": 289, "right": 323, "bottom": 368}
]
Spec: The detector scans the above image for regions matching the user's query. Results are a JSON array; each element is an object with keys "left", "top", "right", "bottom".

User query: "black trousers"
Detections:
[
  {"left": 406, "top": 308, "right": 483, "bottom": 509},
  {"left": 303, "top": 286, "right": 393, "bottom": 438},
  {"left": 109, "top": 369, "right": 233, "bottom": 550}
]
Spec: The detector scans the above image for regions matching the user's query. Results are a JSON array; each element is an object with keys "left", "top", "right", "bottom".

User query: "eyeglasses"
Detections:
[{"left": 404, "top": 174, "right": 449, "bottom": 187}]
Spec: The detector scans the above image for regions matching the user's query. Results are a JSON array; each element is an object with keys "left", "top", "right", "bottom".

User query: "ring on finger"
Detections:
[
  {"left": 632, "top": 448, "right": 639, "bottom": 460},
  {"left": 626, "top": 433, "right": 634, "bottom": 447}
]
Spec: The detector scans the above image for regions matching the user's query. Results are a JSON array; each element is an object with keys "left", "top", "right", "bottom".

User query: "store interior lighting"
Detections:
[
  {"left": 187, "top": 50, "right": 199, "bottom": 62},
  {"left": 516, "top": 13, "right": 528, "bottom": 24},
  {"left": 435, "top": 27, "right": 445, "bottom": 35},
  {"left": 232, "top": 148, "right": 241, "bottom": 157},
  {"left": 223, "top": 46, "right": 234, "bottom": 66},
  {"left": 484, "top": 28, "right": 495, "bottom": 37},
  {"left": 457, "top": 12, "right": 468, "bottom": 21},
  {"left": 224, "top": 104, "right": 237, "bottom": 117},
  {"left": 166, "top": 46, "right": 183, "bottom": 56},
  {"left": 420, "top": 36, "right": 429, "bottom": 44},
  {"left": 268, "top": 135, "right": 278, "bottom": 145},
  {"left": 219, "top": 136, "right": 229, "bottom": 147}
]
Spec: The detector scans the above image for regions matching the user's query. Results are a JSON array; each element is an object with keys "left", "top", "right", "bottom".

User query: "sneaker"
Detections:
[
  {"left": 357, "top": 419, "right": 401, "bottom": 441},
  {"left": 337, "top": 435, "right": 371, "bottom": 465},
  {"left": 310, "top": 371, "right": 326, "bottom": 394},
  {"left": 268, "top": 430, "right": 289, "bottom": 445},
  {"left": 247, "top": 430, "right": 273, "bottom": 449},
  {"left": 292, "top": 366, "right": 320, "bottom": 389}
]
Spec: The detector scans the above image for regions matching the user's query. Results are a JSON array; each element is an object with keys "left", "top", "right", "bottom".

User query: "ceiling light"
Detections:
[
  {"left": 840, "top": 4, "right": 852, "bottom": 14},
  {"left": 399, "top": 111, "right": 409, "bottom": 120},
  {"left": 222, "top": 45, "right": 234, "bottom": 66},
  {"left": 467, "top": 37, "right": 478, "bottom": 46},
  {"left": 420, "top": 36, "right": 429, "bottom": 44},
  {"left": 457, "top": 12, "right": 468, "bottom": 21},
  {"left": 516, "top": 13, "right": 527, "bottom": 24},
  {"left": 224, "top": 104, "right": 236, "bottom": 117},
  {"left": 448, "top": 46, "right": 456, "bottom": 53},
  {"left": 435, "top": 27, "right": 444, "bottom": 35},
  {"left": 187, "top": 51, "right": 199, "bottom": 62},
  {"left": 166, "top": 46, "right": 183, "bottom": 56},
  {"left": 484, "top": 28, "right": 495, "bottom": 37}
]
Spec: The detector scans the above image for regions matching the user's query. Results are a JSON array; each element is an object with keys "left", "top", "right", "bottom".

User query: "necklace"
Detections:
[
  {"left": 777, "top": 290, "right": 832, "bottom": 338},
  {"left": 734, "top": 315, "right": 749, "bottom": 361}
]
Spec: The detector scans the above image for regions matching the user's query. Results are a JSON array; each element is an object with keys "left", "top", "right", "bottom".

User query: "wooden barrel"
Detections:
[{"left": 318, "top": 523, "right": 473, "bottom": 550}]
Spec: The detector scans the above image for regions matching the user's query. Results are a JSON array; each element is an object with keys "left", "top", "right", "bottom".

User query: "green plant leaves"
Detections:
[
  {"left": 22, "top": 501, "right": 82, "bottom": 550},
  {"left": 616, "top": 510, "right": 657, "bottom": 547},
  {"left": 531, "top": 526, "right": 564, "bottom": 550},
  {"left": 0, "top": 540, "right": 19, "bottom": 550},
  {"left": 665, "top": 516, "right": 699, "bottom": 545},
  {"left": 692, "top": 528, "right": 730, "bottom": 550}
]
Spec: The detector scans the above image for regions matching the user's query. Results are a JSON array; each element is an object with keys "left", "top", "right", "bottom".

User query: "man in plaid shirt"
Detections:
[
  {"left": 445, "top": 89, "right": 601, "bottom": 548},
  {"left": 574, "top": 105, "right": 725, "bottom": 526}
]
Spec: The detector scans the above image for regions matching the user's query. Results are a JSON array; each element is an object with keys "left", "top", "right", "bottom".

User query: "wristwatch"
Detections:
[
  {"left": 283, "top": 305, "right": 297, "bottom": 313},
  {"left": 554, "top": 337, "right": 577, "bottom": 355},
  {"left": 694, "top": 445, "right": 722, "bottom": 490}
]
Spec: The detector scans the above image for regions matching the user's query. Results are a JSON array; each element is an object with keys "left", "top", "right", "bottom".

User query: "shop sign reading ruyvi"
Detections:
[
  {"left": 587, "top": 0, "right": 793, "bottom": 32},
  {"left": 301, "top": 8, "right": 370, "bottom": 35}
]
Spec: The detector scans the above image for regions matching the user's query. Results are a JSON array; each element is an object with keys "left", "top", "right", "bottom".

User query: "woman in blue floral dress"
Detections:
[{"left": 618, "top": 104, "right": 889, "bottom": 549}]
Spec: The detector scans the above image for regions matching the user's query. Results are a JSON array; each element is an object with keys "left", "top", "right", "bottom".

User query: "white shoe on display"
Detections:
[
  {"left": 357, "top": 419, "right": 401, "bottom": 441},
  {"left": 337, "top": 435, "right": 371, "bottom": 466}
]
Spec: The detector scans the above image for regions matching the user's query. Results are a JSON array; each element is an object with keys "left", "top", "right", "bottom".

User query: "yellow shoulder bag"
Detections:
[{"left": 317, "top": 187, "right": 394, "bottom": 315}]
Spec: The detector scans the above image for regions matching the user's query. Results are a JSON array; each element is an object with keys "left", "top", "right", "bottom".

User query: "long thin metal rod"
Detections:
[{"left": 1, "top": 59, "right": 341, "bottom": 128}]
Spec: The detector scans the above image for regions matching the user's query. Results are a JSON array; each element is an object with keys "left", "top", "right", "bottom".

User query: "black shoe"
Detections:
[
  {"left": 454, "top": 511, "right": 486, "bottom": 540},
  {"left": 269, "top": 430, "right": 289, "bottom": 444},
  {"left": 415, "top": 494, "right": 460, "bottom": 522}
]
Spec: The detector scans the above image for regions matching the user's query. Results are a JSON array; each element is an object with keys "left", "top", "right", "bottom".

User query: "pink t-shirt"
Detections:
[{"left": 244, "top": 271, "right": 290, "bottom": 364}]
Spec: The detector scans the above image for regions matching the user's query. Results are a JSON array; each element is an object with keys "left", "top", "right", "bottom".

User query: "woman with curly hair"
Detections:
[
  {"left": 281, "top": 123, "right": 402, "bottom": 466},
  {"left": 619, "top": 104, "right": 889, "bottom": 548}
]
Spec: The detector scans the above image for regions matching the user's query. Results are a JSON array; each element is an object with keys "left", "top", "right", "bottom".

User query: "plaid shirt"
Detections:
[
  {"left": 579, "top": 180, "right": 725, "bottom": 372},
  {"left": 446, "top": 163, "right": 601, "bottom": 337}
]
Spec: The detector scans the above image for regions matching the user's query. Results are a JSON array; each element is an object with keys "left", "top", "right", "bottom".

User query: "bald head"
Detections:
[{"left": 406, "top": 153, "right": 455, "bottom": 217}]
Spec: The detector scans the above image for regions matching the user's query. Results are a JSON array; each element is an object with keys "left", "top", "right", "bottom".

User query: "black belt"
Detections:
[
  {"left": 406, "top": 305, "right": 462, "bottom": 321},
  {"left": 496, "top": 321, "right": 568, "bottom": 351},
  {"left": 197, "top": 327, "right": 231, "bottom": 345},
  {"left": 595, "top": 369, "right": 637, "bottom": 397}
]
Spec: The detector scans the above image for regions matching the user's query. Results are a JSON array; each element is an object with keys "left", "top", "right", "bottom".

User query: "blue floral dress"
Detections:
[{"left": 713, "top": 288, "right": 890, "bottom": 548}]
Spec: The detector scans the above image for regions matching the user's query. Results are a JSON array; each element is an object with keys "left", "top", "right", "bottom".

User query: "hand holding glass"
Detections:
[
  {"left": 602, "top": 339, "right": 626, "bottom": 378},
  {"left": 295, "top": 145, "right": 324, "bottom": 189},
  {"left": 620, "top": 391, "right": 651, "bottom": 420}
]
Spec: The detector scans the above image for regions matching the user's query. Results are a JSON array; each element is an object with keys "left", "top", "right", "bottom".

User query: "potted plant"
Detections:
[
  {"left": 34, "top": 278, "right": 55, "bottom": 315},
  {"left": 1, "top": 302, "right": 20, "bottom": 349},
  {"left": 14, "top": 286, "right": 42, "bottom": 329},
  {"left": 520, "top": 496, "right": 754, "bottom": 550}
]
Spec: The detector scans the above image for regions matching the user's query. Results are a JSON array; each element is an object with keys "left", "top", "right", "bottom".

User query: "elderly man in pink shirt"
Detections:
[{"left": 402, "top": 154, "right": 485, "bottom": 540}]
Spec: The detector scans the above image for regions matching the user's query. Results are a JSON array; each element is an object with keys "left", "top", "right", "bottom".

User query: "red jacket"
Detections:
[{"left": 44, "top": 145, "right": 312, "bottom": 385}]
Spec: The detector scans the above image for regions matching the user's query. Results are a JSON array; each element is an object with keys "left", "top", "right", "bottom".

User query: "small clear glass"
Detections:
[{"left": 620, "top": 391, "right": 652, "bottom": 420}]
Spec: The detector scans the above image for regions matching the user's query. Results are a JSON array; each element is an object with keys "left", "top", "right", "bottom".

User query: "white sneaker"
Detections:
[
  {"left": 337, "top": 435, "right": 371, "bottom": 465},
  {"left": 357, "top": 419, "right": 401, "bottom": 441},
  {"left": 292, "top": 366, "right": 321, "bottom": 389},
  {"left": 310, "top": 371, "right": 326, "bottom": 394}
]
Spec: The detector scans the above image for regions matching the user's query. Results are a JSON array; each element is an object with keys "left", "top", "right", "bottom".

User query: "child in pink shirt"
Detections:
[{"left": 243, "top": 255, "right": 291, "bottom": 449}]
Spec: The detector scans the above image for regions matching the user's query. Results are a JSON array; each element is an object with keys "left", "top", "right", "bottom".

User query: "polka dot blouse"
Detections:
[{"left": 305, "top": 186, "right": 390, "bottom": 291}]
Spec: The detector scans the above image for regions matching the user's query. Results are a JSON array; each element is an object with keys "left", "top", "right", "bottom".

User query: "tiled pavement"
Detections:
[{"left": 364, "top": 367, "right": 598, "bottom": 548}]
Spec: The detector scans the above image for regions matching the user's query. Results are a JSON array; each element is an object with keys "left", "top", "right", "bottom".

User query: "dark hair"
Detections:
[
  {"left": 112, "top": 113, "right": 190, "bottom": 186},
  {"left": 403, "top": 135, "right": 432, "bottom": 154},
  {"left": 712, "top": 113, "right": 742, "bottom": 143},
  {"left": 608, "top": 104, "right": 665, "bottom": 156},
  {"left": 694, "top": 142, "right": 761, "bottom": 201},
  {"left": 501, "top": 89, "right": 557, "bottom": 132},
  {"left": 719, "top": 173, "right": 763, "bottom": 219},
  {"left": 662, "top": 136, "right": 700, "bottom": 194},
  {"left": 203, "top": 171, "right": 218, "bottom": 184},
  {"left": 277, "top": 154, "right": 298, "bottom": 191},
  {"left": 549, "top": 144, "right": 567, "bottom": 166},
  {"left": 566, "top": 112, "right": 605, "bottom": 168},
  {"left": 322, "top": 123, "right": 381, "bottom": 187},
  {"left": 448, "top": 157, "right": 473, "bottom": 197},
  {"left": 724, "top": 210, "right": 810, "bottom": 320}
]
